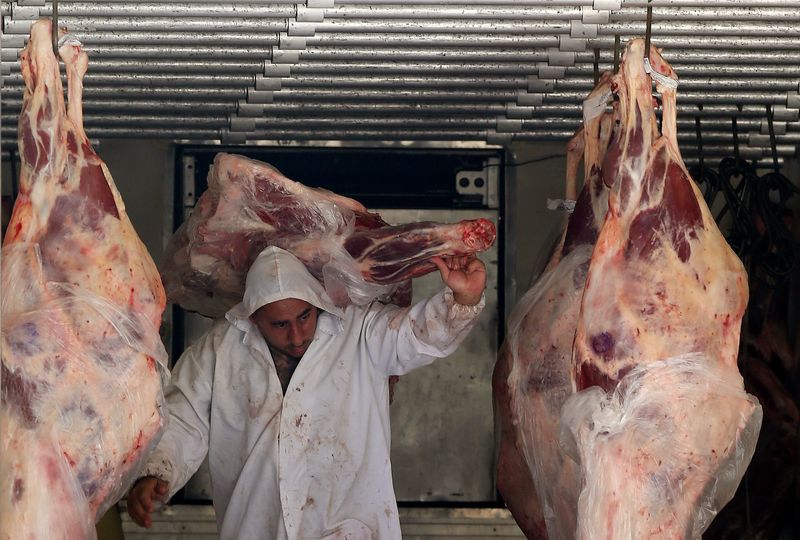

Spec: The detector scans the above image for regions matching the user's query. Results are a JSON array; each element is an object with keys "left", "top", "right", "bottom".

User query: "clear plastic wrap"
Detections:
[
  {"left": 161, "top": 153, "right": 496, "bottom": 318},
  {"left": 561, "top": 353, "right": 763, "bottom": 539},
  {"left": 501, "top": 244, "right": 594, "bottom": 539},
  {"left": 321, "top": 242, "right": 398, "bottom": 307},
  {"left": 494, "top": 89, "right": 614, "bottom": 540}
]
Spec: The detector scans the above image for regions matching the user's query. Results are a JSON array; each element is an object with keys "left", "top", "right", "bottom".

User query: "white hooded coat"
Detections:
[{"left": 141, "top": 246, "right": 484, "bottom": 540}]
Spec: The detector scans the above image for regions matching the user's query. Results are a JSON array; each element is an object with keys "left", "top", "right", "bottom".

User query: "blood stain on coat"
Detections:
[
  {"left": 248, "top": 398, "right": 261, "bottom": 419},
  {"left": 411, "top": 318, "right": 430, "bottom": 339},
  {"left": 300, "top": 496, "right": 315, "bottom": 511}
]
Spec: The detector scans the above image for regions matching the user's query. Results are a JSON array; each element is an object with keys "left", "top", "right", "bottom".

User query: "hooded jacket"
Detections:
[{"left": 140, "top": 246, "right": 484, "bottom": 540}]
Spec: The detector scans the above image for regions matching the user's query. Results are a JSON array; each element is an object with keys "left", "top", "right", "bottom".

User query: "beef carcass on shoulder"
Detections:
[
  {"left": 493, "top": 74, "right": 616, "bottom": 539},
  {"left": 1, "top": 19, "right": 167, "bottom": 539},
  {"left": 162, "top": 152, "right": 496, "bottom": 317},
  {"left": 562, "top": 39, "right": 762, "bottom": 539}
]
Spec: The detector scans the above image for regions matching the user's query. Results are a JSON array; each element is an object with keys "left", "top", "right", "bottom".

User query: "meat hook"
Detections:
[
  {"left": 715, "top": 158, "right": 757, "bottom": 258},
  {"left": 644, "top": 1, "right": 653, "bottom": 58},
  {"left": 694, "top": 105, "right": 705, "bottom": 176},
  {"left": 689, "top": 107, "right": 722, "bottom": 207},
  {"left": 51, "top": 0, "right": 58, "bottom": 56},
  {"left": 766, "top": 105, "right": 780, "bottom": 174},
  {"left": 732, "top": 104, "right": 742, "bottom": 163}
]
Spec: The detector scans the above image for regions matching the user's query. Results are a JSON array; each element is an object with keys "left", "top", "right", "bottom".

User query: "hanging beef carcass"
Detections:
[
  {"left": 1, "top": 20, "right": 167, "bottom": 539},
  {"left": 162, "top": 152, "right": 497, "bottom": 317},
  {"left": 494, "top": 74, "right": 616, "bottom": 539},
  {"left": 562, "top": 39, "right": 762, "bottom": 539}
]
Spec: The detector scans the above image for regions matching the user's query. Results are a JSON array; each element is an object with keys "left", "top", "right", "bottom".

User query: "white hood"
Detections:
[{"left": 226, "top": 246, "right": 345, "bottom": 322}]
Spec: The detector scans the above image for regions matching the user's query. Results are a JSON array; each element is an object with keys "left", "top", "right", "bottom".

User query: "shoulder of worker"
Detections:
[
  {"left": 173, "top": 317, "right": 236, "bottom": 365},
  {"left": 200, "top": 317, "right": 235, "bottom": 344}
]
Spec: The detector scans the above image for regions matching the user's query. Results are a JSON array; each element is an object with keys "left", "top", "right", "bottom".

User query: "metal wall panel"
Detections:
[{"left": 378, "top": 208, "right": 500, "bottom": 503}]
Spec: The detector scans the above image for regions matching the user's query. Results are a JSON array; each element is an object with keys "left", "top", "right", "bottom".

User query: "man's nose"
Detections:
[{"left": 288, "top": 325, "right": 304, "bottom": 346}]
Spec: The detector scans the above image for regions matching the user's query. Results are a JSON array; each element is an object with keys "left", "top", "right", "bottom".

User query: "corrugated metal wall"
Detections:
[{"left": 1, "top": 0, "right": 798, "bottom": 163}]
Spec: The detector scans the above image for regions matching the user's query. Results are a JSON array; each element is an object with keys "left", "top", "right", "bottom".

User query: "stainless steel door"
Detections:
[{"left": 377, "top": 208, "right": 500, "bottom": 503}]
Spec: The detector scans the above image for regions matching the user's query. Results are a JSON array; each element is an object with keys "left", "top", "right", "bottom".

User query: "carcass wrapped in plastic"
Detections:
[
  {"left": 562, "top": 354, "right": 761, "bottom": 539},
  {"left": 493, "top": 75, "right": 615, "bottom": 539},
  {"left": 564, "top": 39, "right": 762, "bottom": 538},
  {"left": 162, "top": 152, "right": 497, "bottom": 317},
  {"left": 1, "top": 19, "right": 167, "bottom": 539}
]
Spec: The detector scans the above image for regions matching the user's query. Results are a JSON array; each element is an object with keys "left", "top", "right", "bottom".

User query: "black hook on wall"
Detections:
[
  {"left": 766, "top": 105, "right": 780, "bottom": 174},
  {"left": 694, "top": 104, "right": 705, "bottom": 175},
  {"left": 732, "top": 104, "right": 743, "bottom": 164}
]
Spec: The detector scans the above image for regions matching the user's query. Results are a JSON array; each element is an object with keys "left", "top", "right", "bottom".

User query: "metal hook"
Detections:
[
  {"left": 644, "top": 0, "right": 653, "bottom": 57},
  {"left": 732, "top": 104, "right": 742, "bottom": 163},
  {"left": 694, "top": 104, "right": 704, "bottom": 175},
  {"left": 52, "top": 0, "right": 59, "bottom": 57},
  {"left": 766, "top": 105, "right": 780, "bottom": 173},
  {"left": 593, "top": 48, "right": 600, "bottom": 85},
  {"left": 613, "top": 34, "right": 621, "bottom": 73}
]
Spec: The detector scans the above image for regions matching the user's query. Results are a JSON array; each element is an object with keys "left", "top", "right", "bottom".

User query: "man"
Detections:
[{"left": 127, "top": 245, "right": 487, "bottom": 539}]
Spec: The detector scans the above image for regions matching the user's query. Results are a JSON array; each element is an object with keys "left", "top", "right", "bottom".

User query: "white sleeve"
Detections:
[
  {"left": 139, "top": 326, "right": 218, "bottom": 498},
  {"left": 364, "top": 287, "right": 485, "bottom": 377}
]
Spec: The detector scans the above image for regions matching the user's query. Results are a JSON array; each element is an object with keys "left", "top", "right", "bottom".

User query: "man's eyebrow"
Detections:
[{"left": 270, "top": 308, "right": 311, "bottom": 325}]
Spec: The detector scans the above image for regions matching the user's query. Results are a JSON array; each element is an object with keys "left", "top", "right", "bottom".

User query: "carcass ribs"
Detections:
[{"left": 1, "top": 20, "right": 167, "bottom": 539}]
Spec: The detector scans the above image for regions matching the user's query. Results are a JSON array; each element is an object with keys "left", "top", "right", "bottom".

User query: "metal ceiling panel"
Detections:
[{"left": 1, "top": 0, "right": 798, "bottom": 162}]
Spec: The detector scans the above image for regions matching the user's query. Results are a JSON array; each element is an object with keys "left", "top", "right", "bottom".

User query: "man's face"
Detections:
[{"left": 251, "top": 298, "right": 319, "bottom": 360}]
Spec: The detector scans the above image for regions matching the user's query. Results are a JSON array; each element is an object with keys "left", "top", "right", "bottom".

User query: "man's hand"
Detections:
[
  {"left": 127, "top": 476, "right": 169, "bottom": 529},
  {"left": 430, "top": 255, "right": 486, "bottom": 306}
]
